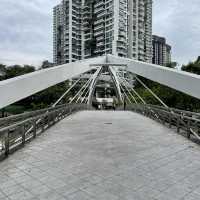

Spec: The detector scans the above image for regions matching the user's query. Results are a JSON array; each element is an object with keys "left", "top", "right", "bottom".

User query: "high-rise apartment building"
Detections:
[
  {"left": 152, "top": 35, "right": 172, "bottom": 66},
  {"left": 53, "top": 0, "right": 153, "bottom": 65},
  {"left": 53, "top": 0, "right": 83, "bottom": 64}
]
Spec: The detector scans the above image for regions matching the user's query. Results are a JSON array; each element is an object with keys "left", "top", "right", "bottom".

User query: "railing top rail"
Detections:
[
  {"left": 0, "top": 118, "right": 34, "bottom": 133},
  {"left": 0, "top": 103, "right": 67, "bottom": 120},
  {"left": 132, "top": 104, "right": 200, "bottom": 121},
  {"left": 0, "top": 104, "right": 69, "bottom": 128},
  {"left": 0, "top": 104, "right": 89, "bottom": 132},
  {"left": 0, "top": 106, "right": 67, "bottom": 134},
  {"left": 148, "top": 104, "right": 200, "bottom": 117}
]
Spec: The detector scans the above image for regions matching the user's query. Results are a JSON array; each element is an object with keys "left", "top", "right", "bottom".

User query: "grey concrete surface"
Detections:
[{"left": 1, "top": 111, "right": 200, "bottom": 200}]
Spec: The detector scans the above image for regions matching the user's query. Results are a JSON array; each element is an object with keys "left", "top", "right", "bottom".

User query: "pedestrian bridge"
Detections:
[
  {"left": 1, "top": 110, "right": 200, "bottom": 200},
  {"left": 0, "top": 55, "right": 200, "bottom": 199}
]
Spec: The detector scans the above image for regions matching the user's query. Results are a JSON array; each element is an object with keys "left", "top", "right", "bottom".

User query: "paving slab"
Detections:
[{"left": 0, "top": 111, "right": 200, "bottom": 200}]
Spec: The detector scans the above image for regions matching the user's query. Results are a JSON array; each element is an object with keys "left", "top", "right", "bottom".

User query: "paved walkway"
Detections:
[{"left": 1, "top": 111, "right": 200, "bottom": 200}]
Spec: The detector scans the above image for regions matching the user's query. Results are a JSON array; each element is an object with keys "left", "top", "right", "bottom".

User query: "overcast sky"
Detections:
[{"left": 0, "top": 0, "right": 200, "bottom": 66}]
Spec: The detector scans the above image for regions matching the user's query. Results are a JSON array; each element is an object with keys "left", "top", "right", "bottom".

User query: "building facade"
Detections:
[
  {"left": 53, "top": 0, "right": 153, "bottom": 65},
  {"left": 53, "top": 0, "right": 83, "bottom": 64},
  {"left": 152, "top": 35, "right": 172, "bottom": 66}
]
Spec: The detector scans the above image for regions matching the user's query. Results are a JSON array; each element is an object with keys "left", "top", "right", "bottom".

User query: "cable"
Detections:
[
  {"left": 81, "top": 89, "right": 90, "bottom": 104},
  {"left": 135, "top": 76, "right": 169, "bottom": 109},
  {"left": 70, "top": 76, "right": 93, "bottom": 104},
  {"left": 117, "top": 76, "right": 138, "bottom": 104},
  {"left": 118, "top": 75, "right": 146, "bottom": 104},
  {"left": 119, "top": 75, "right": 160, "bottom": 119},
  {"left": 76, "top": 76, "right": 93, "bottom": 103},
  {"left": 52, "top": 75, "right": 83, "bottom": 107},
  {"left": 118, "top": 80, "right": 132, "bottom": 104}
]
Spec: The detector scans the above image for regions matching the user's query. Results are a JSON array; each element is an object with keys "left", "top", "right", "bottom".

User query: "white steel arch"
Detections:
[
  {"left": 1, "top": 54, "right": 200, "bottom": 109},
  {"left": 107, "top": 55, "right": 200, "bottom": 99},
  {"left": 0, "top": 56, "right": 106, "bottom": 109}
]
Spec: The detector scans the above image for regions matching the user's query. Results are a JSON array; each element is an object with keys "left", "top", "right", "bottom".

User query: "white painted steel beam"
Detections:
[
  {"left": 1, "top": 54, "right": 200, "bottom": 110},
  {"left": 0, "top": 56, "right": 106, "bottom": 109},
  {"left": 107, "top": 55, "right": 200, "bottom": 99}
]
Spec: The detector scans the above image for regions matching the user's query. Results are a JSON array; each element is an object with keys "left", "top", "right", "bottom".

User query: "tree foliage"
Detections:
[
  {"left": 1, "top": 64, "right": 35, "bottom": 80},
  {"left": 182, "top": 57, "right": 200, "bottom": 75},
  {"left": 0, "top": 62, "right": 70, "bottom": 114}
]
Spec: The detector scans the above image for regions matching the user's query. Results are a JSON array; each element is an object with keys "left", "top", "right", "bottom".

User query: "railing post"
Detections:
[
  {"left": 162, "top": 112, "right": 165, "bottom": 125},
  {"left": 58, "top": 111, "right": 61, "bottom": 121},
  {"left": 41, "top": 116, "right": 45, "bottom": 132},
  {"left": 53, "top": 112, "right": 56, "bottom": 124},
  {"left": 169, "top": 114, "right": 172, "bottom": 128},
  {"left": 187, "top": 120, "right": 191, "bottom": 139},
  {"left": 61, "top": 110, "right": 65, "bottom": 119},
  {"left": 177, "top": 116, "right": 180, "bottom": 133},
  {"left": 33, "top": 119, "right": 37, "bottom": 138},
  {"left": 56, "top": 111, "right": 59, "bottom": 122},
  {"left": 198, "top": 123, "right": 200, "bottom": 136},
  {"left": 5, "top": 130, "right": 10, "bottom": 157},
  {"left": 21, "top": 124, "right": 25, "bottom": 146},
  {"left": 47, "top": 114, "right": 51, "bottom": 127}
]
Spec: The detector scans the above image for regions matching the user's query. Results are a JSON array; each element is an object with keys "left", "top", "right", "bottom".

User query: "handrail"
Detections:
[
  {"left": 130, "top": 104, "right": 200, "bottom": 141},
  {"left": 148, "top": 104, "right": 200, "bottom": 118},
  {"left": 0, "top": 104, "right": 90, "bottom": 160},
  {"left": 0, "top": 104, "right": 69, "bottom": 128}
]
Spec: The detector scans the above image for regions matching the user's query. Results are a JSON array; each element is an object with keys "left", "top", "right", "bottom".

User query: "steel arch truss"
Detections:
[{"left": 1, "top": 54, "right": 200, "bottom": 109}]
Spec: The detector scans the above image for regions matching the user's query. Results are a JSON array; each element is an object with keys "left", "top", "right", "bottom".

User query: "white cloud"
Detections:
[{"left": 0, "top": 0, "right": 60, "bottom": 66}]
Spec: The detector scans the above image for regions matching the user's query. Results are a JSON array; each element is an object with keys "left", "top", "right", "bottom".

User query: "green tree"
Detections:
[
  {"left": 0, "top": 64, "right": 6, "bottom": 80},
  {"left": 5, "top": 65, "right": 35, "bottom": 79},
  {"left": 166, "top": 62, "right": 177, "bottom": 68},
  {"left": 40, "top": 60, "right": 53, "bottom": 69},
  {"left": 182, "top": 56, "right": 200, "bottom": 75}
]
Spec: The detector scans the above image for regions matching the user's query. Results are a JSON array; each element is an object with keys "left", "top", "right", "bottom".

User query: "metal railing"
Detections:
[
  {"left": 0, "top": 104, "right": 90, "bottom": 160},
  {"left": 129, "top": 104, "right": 200, "bottom": 141},
  {"left": 0, "top": 104, "right": 70, "bottom": 128}
]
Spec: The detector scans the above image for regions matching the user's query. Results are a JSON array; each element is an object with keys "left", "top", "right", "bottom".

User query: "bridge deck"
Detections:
[{"left": 1, "top": 111, "right": 200, "bottom": 200}]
